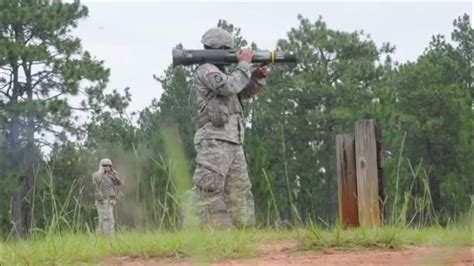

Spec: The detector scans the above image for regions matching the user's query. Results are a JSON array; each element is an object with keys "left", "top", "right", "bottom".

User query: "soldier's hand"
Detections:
[
  {"left": 237, "top": 48, "right": 253, "bottom": 63},
  {"left": 253, "top": 65, "right": 270, "bottom": 78}
]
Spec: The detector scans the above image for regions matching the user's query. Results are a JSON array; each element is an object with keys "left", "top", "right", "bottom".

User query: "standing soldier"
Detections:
[
  {"left": 92, "top": 158, "right": 123, "bottom": 235},
  {"left": 192, "top": 28, "right": 269, "bottom": 229}
]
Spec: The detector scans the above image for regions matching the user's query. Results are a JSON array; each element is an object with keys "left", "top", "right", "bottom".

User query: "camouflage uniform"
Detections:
[
  {"left": 92, "top": 158, "right": 123, "bottom": 235},
  {"left": 192, "top": 28, "right": 266, "bottom": 229}
]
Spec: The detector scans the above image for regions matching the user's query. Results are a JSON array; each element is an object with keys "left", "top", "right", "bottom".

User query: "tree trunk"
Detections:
[
  {"left": 22, "top": 126, "right": 35, "bottom": 233},
  {"left": 429, "top": 173, "right": 441, "bottom": 212},
  {"left": 10, "top": 190, "right": 24, "bottom": 239},
  {"left": 8, "top": 115, "right": 24, "bottom": 239},
  {"left": 324, "top": 140, "right": 337, "bottom": 224},
  {"left": 325, "top": 171, "right": 334, "bottom": 223},
  {"left": 426, "top": 141, "right": 441, "bottom": 213},
  {"left": 23, "top": 61, "right": 36, "bottom": 233},
  {"left": 8, "top": 61, "right": 25, "bottom": 238}
]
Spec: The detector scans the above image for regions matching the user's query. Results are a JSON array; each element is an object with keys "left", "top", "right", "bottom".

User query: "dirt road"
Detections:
[{"left": 105, "top": 241, "right": 473, "bottom": 265}]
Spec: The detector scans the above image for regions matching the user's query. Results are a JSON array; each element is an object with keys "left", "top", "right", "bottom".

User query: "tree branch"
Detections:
[
  {"left": 318, "top": 47, "right": 332, "bottom": 85},
  {"left": 6, "top": 71, "right": 14, "bottom": 97},
  {"left": 45, "top": 92, "right": 66, "bottom": 101},
  {"left": 0, "top": 84, "right": 13, "bottom": 100},
  {"left": 31, "top": 71, "right": 55, "bottom": 90},
  {"left": 35, "top": 138, "right": 54, "bottom": 149}
]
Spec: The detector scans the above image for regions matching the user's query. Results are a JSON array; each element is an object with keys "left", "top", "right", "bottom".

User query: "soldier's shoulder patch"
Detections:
[
  {"left": 205, "top": 71, "right": 225, "bottom": 90},
  {"left": 211, "top": 73, "right": 223, "bottom": 83}
]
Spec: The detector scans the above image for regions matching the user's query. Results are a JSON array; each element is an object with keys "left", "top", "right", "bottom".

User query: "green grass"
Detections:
[
  {"left": 0, "top": 226, "right": 471, "bottom": 265},
  {"left": 0, "top": 229, "right": 298, "bottom": 265},
  {"left": 300, "top": 225, "right": 473, "bottom": 251}
]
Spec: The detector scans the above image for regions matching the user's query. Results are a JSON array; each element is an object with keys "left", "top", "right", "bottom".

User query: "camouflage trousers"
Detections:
[
  {"left": 192, "top": 139, "right": 255, "bottom": 229},
  {"left": 95, "top": 199, "right": 116, "bottom": 235}
]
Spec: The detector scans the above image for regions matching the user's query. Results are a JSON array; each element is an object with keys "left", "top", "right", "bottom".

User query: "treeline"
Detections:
[{"left": 0, "top": 1, "right": 472, "bottom": 239}]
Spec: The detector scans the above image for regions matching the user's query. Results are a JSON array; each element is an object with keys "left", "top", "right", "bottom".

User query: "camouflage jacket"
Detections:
[
  {"left": 193, "top": 61, "right": 266, "bottom": 145},
  {"left": 92, "top": 171, "right": 123, "bottom": 201}
]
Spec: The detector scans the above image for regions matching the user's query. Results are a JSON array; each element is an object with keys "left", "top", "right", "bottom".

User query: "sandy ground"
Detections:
[{"left": 105, "top": 240, "right": 473, "bottom": 266}]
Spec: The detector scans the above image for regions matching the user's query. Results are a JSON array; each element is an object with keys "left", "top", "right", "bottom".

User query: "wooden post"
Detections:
[
  {"left": 355, "top": 120, "right": 381, "bottom": 228},
  {"left": 336, "top": 134, "right": 359, "bottom": 228}
]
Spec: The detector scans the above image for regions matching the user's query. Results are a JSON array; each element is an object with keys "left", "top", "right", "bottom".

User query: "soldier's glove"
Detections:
[{"left": 251, "top": 65, "right": 268, "bottom": 79}]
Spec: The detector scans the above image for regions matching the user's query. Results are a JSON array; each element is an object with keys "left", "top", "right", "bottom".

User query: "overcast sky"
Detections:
[{"left": 72, "top": 1, "right": 472, "bottom": 115}]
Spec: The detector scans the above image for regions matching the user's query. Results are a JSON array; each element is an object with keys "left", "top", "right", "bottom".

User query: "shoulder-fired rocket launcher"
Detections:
[{"left": 172, "top": 48, "right": 297, "bottom": 67}]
